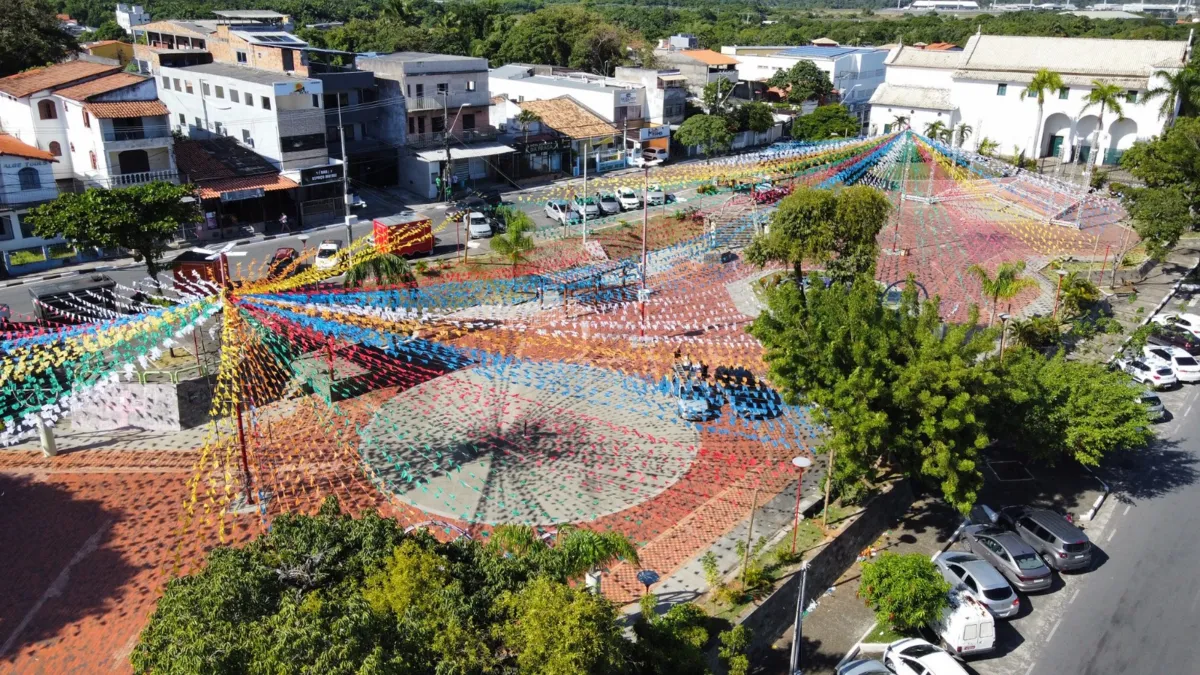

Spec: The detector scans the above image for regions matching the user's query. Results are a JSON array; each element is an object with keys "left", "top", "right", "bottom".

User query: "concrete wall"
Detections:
[
  {"left": 70, "top": 376, "right": 215, "bottom": 432},
  {"left": 741, "top": 480, "right": 916, "bottom": 659}
]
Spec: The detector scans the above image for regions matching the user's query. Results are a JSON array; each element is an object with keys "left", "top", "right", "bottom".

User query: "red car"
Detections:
[{"left": 268, "top": 247, "right": 300, "bottom": 279}]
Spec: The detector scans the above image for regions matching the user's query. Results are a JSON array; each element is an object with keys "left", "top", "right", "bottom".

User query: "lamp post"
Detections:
[
  {"left": 999, "top": 313, "right": 1011, "bottom": 365},
  {"left": 789, "top": 560, "right": 810, "bottom": 675},
  {"left": 639, "top": 159, "right": 662, "bottom": 338},
  {"left": 790, "top": 455, "right": 813, "bottom": 555},
  {"left": 1052, "top": 268, "right": 1068, "bottom": 319}
]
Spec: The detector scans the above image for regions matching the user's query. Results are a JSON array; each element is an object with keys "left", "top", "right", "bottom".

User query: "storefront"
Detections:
[
  {"left": 511, "top": 136, "right": 571, "bottom": 180},
  {"left": 292, "top": 163, "right": 346, "bottom": 228},
  {"left": 194, "top": 175, "right": 299, "bottom": 241},
  {"left": 407, "top": 143, "right": 516, "bottom": 200}
]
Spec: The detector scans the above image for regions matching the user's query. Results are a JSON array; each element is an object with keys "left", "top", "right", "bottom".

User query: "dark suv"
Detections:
[
  {"left": 997, "top": 506, "right": 1093, "bottom": 572},
  {"left": 1148, "top": 324, "right": 1200, "bottom": 355}
]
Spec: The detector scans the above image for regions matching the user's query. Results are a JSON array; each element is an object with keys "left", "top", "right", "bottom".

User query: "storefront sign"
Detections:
[
  {"left": 220, "top": 187, "right": 265, "bottom": 202},
  {"left": 596, "top": 158, "right": 626, "bottom": 173},
  {"left": 639, "top": 126, "right": 671, "bottom": 141},
  {"left": 517, "top": 138, "right": 566, "bottom": 154},
  {"left": 300, "top": 164, "right": 344, "bottom": 185},
  {"left": 617, "top": 90, "right": 639, "bottom": 106}
]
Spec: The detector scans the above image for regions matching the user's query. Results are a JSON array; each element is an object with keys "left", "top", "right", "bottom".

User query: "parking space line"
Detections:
[
  {"left": 1123, "top": 504, "right": 1132, "bottom": 516},
  {"left": 1044, "top": 616, "right": 1065, "bottom": 644},
  {"left": 1023, "top": 661, "right": 1039, "bottom": 675},
  {"left": 1104, "top": 523, "right": 1118, "bottom": 543},
  {"left": 1067, "top": 588, "right": 1080, "bottom": 605},
  {"left": 1185, "top": 404, "right": 1194, "bottom": 418}
]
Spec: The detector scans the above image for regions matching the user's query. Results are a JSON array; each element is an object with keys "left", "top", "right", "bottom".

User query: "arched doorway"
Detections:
[
  {"left": 117, "top": 149, "right": 150, "bottom": 175},
  {"left": 1073, "top": 115, "right": 1101, "bottom": 164},
  {"left": 1106, "top": 118, "right": 1138, "bottom": 165},
  {"left": 1041, "top": 112, "right": 1071, "bottom": 158}
]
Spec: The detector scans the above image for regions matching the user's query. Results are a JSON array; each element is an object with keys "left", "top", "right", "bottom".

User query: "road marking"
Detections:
[
  {"left": 1067, "top": 588, "right": 1081, "bottom": 605},
  {"left": 1123, "top": 504, "right": 1132, "bottom": 516},
  {"left": 1186, "top": 404, "right": 1194, "bottom": 418},
  {"left": 1044, "top": 615, "right": 1065, "bottom": 644},
  {"left": 1104, "top": 523, "right": 1119, "bottom": 543},
  {"left": 1023, "top": 661, "right": 1039, "bottom": 675}
]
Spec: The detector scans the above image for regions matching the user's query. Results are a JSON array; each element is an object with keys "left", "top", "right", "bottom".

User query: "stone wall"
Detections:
[{"left": 741, "top": 479, "right": 915, "bottom": 659}]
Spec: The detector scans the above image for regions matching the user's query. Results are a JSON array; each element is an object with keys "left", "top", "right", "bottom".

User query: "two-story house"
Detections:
[
  {"left": 653, "top": 49, "right": 740, "bottom": 96},
  {"left": 0, "top": 134, "right": 62, "bottom": 266}
]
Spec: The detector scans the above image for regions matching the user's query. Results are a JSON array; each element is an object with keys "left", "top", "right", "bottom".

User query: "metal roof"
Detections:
[
  {"left": 167, "top": 61, "right": 315, "bottom": 85},
  {"left": 212, "top": 10, "right": 287, "bottom": 19},
  {"left": 779, "top": 46, "right": 884, "bottom": 59}
]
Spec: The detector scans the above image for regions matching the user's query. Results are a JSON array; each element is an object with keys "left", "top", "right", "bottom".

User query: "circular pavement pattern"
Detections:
[{"left": 359, "top": 360, "right": 701, "bottom": 525}]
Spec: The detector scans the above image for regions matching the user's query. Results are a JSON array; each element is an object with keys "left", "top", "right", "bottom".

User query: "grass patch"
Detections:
[
  {"left": 863, "top": 622, "right": 914, "bottom": 645},
  {"left": 48, "top": 243, "right": 75, "bottom": 260},
  {"left": 8, "top": 248, "right": 46, "bottom": 265},
  {"left": 770, "top": 519, "right": 825, "bottom": 560}
]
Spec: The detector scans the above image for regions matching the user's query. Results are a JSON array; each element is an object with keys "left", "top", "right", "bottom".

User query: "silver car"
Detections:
[
  {"left": 597, "top": 192, "right": 621, "bottom": 215},
  {"left": 836, "top": 658, "right": 891, "bottom": 675},
  {"left": 933, "top": 551, "right": 1020, "bottom": 619},
  {"left": 961, "top": 524, "right": 1052, "bottom": 593}
]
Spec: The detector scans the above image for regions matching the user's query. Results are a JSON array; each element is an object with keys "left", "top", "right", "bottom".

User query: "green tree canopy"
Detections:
[
  {"left": 674, "top": 114, "right": 733, "bottom": 159},
  {"left": 859, "top": 552, "right": 951, "bottom": 631},
  {"left": 345, "top": 252, "right": 415, "bottom": 287},
  {"left": 702, "top": 79, "right": 735, "bottom": 115},
  {"left": 1126, "top": 185, "right": 1191, "bottom": 262},
  {"left": 791, "top": 104, "right": 861, "bottom": 141},
  {"left": 498, "top": 576, "right": 631, "bottom": 675},
  {"left": 1121, "top": 117, "right": 1200, "bottom": 246},
  {"left": 80, "top": 19, "right": 129, "bottom": 42},
  {"left": 25, "top": 181, "right": 198, "bottom": 279},
  {"left": 766, "top": 59, "right": 834, "bottom": 105},
  {"left": 1, "top": 0, "right": 78, "bottom": 77}
]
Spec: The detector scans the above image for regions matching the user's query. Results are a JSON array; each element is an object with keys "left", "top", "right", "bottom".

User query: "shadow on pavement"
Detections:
[{"left": 1107, "top": 439, "right": 1197, "bottom": 506}]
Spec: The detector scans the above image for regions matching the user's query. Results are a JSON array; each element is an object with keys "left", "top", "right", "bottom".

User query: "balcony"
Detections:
[
  {"left": 407, "top": 93, "right": 488, "bottom": 112},
  {"left": 102, "top": 125, "right": 172, "bottom": 143},
  {"left": 97, "top": 170, "right": 179, "bottom": 188},
  {"left": 407, "top": 126, "right": 498, "bottom": 149}
]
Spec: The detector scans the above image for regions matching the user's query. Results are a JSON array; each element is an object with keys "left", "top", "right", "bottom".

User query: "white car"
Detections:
[
  {"left": 883, "top": 638, "right": 970, "bottom": 675},
  {"left": 1152, "top": 312, "right": 1200, "bottom": 337},
  {"left": 646, "top": 184, "right": 666, "bottom": 206},
  {"left": 314, "top": 239, "right": 343, "bottom": 270},
  {"left": 643, "top": 147, "right": 669, "bottom": 162},
  {"left": 347, "top": 193, "right": 367, "bottom": 210},
  {"left": 467, "top": 212, "right": 493, "bottom": 239},
  {"left": 544, "top": 199, "right": 576, "bottom": 224},
  {"left": 616, "top": 187, "right": 642, "bottom": 211},
  {"left": 1146, "top": 345, "right": 1200, "bottom": 382},
  {"left": 597, "top": 193, "right": 621, "bottom": 215},
  {"left": 1122, "top": 358, "right": 1179, "bottom": 389}
]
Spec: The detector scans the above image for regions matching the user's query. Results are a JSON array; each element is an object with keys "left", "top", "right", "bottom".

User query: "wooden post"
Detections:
[
  {"left": 740, "top": 472, "right": 761, "bottom": 590},
  {"left": 822, "top": 448, "right": 835, "bottom": 528}
]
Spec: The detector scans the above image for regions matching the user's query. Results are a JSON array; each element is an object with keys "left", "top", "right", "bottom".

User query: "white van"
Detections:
[{"left": 929, "top": 588, "right": 995, "bottom": 658}]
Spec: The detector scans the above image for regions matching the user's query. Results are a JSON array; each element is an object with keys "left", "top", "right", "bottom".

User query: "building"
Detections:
[
  {"left": 131, "top": 11, "right": 301, "bottom": 78},
  {"left": 490, "top": 65, "right": 648, "bottom": 134},
  {"left": 81, "top": 40, "right": 135, "bottom": 66},
  {"left": 868, "top": 33, "right": 1190, "bottom": 166},
  {"left": 359, "top": 51, "right": 509, "bottom": 200},
  {"left": 611, "top": 67, "right": 688, "bottom": 127},
  {"left": 308, "top": 60, "right": 395, "bottom": 187},
  {"left": 116, "top": 4, "right": 150, "bottom": 33},
  {"left": 0, "top": 60, "right": 177, "bottom": 191},
  {"left": 174, "top": 136, "right": 299, "bottom": 239},
  {"left": 652, "top": 49, "right": 740, "bottom": 95},
  {"left": 0, "top": 134, "right": 62, "bottom": 265},
  {"left": 509, "top": 97, "right": 623, "bottom": 177},
  {"left": 902, "top": 1, "right": 981, "bottom": 9},
  {"left": 721, "top": 44, "right": 888, "bottom": 129}
]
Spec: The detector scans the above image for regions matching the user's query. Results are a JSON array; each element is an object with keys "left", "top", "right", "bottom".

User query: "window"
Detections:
[
  {"left": 185, "top": 80, "right": 193, "bottom": 94},
  {"left": 996, "top": 83, "right": 1007, "bottom": 96},
  {"left": 1058, "top": 87, "right": 1069, "bottom": 99},
  {"left": 432, "top": 116, "right": 445, "bottom": 133},
  {"left": 408, "top": 117, "right": 415, "bottom": 134},
  {"left": 178, "top": 113, "right": 186, "bottom": 125},
  {"left": 37, "top": 100, "right": 56, "bottom": 120},
  {"left": 173, "top": 78, "right": 181, "bottom": 91},
  {"left": 214, "top": 121, "right": 224, "bottom": 135},
  {"left": 201, "top": 82, "right": 210, "bottom": 96},
  {"left": 437, "top": 82, "right": 448, "bottom": 94},
  {"left": 1126, "top": 89, "right": 1138, "bottom": 103},
  {"left": 466, "top": 80, "right": 477, "bottom": 92},
  {"left": 242, "top": 129, "right": 252, "bottom": 144},
  {"left": 261, "top": 96, "right": 271, "bottom": 109},
  {"left": 964, "top": 624, "right": 978, "bottom": 640},
  {"left": 215, "top": 85, "right": 224, "bottom": 99},
  {"left": 83, "top": 110, "right": 90, "bottom": 128},
  {"left": 162, "top": 75, "right": 170, "bottom": 88},
  {"left": 48, "top": 141, "right": 61, "bottom": 157},
  {"left": 195, "top": 116, "right": 202, "bottom": 128},
  {"left": 230, "top": 88, "right": 239, "bottom": 103},
  {"left": 17, "top": 167, "right": 41, "bottom": 190},
  {"left": 406, "top": 84, "right": 411, "bottom": 97},
  {"left": 89, "top": 151, "right": 97, "bottom": 170},
  {"left": 415, "top": 83, "right": 424, "bottom": 97},
  {"left": 236, "top": 51, "right": 247, "bottom": 63},
  {"left": 0, "top": 214, "right": 13, "bottom": 241},
  {"left": 462, "top": 113, "right": 476, "bottom": 130},
  {"left": 417, "top": 117, "right": 425, "bottom": 134},
  {"left": 312, "top": 94, "right": 320, "bottom": 108},
  {"left": 963, "top": 575, "right": 978, "bottom": 592},
  {"left": 244, "top": 92, "right": 253, "bottom": 105}
]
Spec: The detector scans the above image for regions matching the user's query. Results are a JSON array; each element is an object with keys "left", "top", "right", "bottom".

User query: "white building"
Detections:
[
  {"left": 115, "top": 4, "right": 150, "bottom": 33},
  {"left": 490, "top": 65, "right": 648, "bottom": 133},
  {"left": 0, "top": 60, "right": 177, "bottom": 190},
  {"left": 721, "top": 44, "right": 888, "bottom": 129},
  {"left": 612, "top": 67, "right": 688, "bottom": 126},
  {"left": 868, "top": 33, "right": 1190, "bottom": 166},
  {"left": 0, "top": 134, "right": 62, "bottom": 262}
]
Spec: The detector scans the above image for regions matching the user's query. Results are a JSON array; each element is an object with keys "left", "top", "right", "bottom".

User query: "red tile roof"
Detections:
[
  {"left": 0, "top": 133, "right": 56, "bottom": 161},
  {"left": 85, "top": 100, "right": 169, "bottom": 118},
  {"left": 54, "top": 73, "right": 148, "bottom": 101},
  {"left": 0, "top": 61, "right": 119, "bottom": 98},
  {"left": 195, "top": 174, "right": 298, "bottom": 199}
]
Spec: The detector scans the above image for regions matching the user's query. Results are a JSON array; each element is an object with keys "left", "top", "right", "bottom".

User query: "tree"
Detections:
[
  {"left": 490, "top": 210, "right": 536, "bottom": 277},
  {"left": 569, "top": 24, "right": 627, "bottom": 76},
  {"left": 497, "top": 576, "right": 630, "bottom": 675},
  {"left": 1121, "top": 117, "right": 1200, "bottom": 231},
  {"left": 717, "top": 625, "right": 752, "bottom": 675},
  {"left": 1144, "top": 66, "right": 1200, "bottom": 125},
  {"left": 632, "top": 596, "right": 711, "bottom": 674},
  {"left": 859, "top": 553, "right": 951, "bottom": 631},
  {"left": 745, "top": 185, "right": 892, "bottom": 286},
  {"left": 1008, "top": 315, "right": 1061, "bottom": 351},
  {"left": 80, "top": 20, "right": 129, "bottom": 43},
  {"left": 744, "top": 101, "right": 775, "bottom": 134},
  {"left": 344, "top": 252, "right": 415, "bottom": 287},
  {"left": 674, "top": 114, "right": 733, "bottom": 159},
  {"left": 977, "top": 137, "right": 1000, "bottom": 156},
  {"left": 767, "top": 59, "right": 835, "bottom": 106},
  {"left": 1126, "top": 185, "right": 1191, "bottom": 262},
  {"left": 953, "top": 122, "right": 973, "bottom": 148},
  {"left": 791, "top": 104, "right": 860, "bottom": 141},
  {"left": 1020, "top": 68, "right": 1064, "bottom": 158},
  {"left": 989, "top": 349, "right": 1154, "bottom": 467},
  {"left": 967, "top": 261, "right": 1039, "bottom": 326},
  {"left": 923, "top": 120, "right": 948, "bottom": 141},
  {"left": 702, "top": 78, "right": 735, "bottom": 115},
  {"left": 25, "top": 182, "right": 198, "bottom": 281},
  {"left": 516, "top": 109, "right": 542, "bottom": 143},
  {"left": 1059, "top": 271, "right": 1101, "bottom": 316},
  {"left": 491, "top": 523, "right": 639, "bottom": 594},
  {"left": 0, "top": 0, "right": 79, "bottom": 77},
  {"left": 891, "top": 114, "right": 910, "bottom": 130},
  {"left": 1081, "top": 80, "right": 1125, "bottom": 170}
]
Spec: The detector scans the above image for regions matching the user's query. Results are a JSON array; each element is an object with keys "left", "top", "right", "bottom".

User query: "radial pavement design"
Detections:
[{"left": 358, "top": 360, "right": 701, "bottom": 525}]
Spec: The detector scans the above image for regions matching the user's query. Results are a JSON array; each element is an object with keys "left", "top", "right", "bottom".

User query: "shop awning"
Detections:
[
  {"left": 195, "top": 173, "right": 299, "bottom": 200},
  {"left": 414, "top": 143, "right": 516, "bottom": 162},
  {"left": 659, "top": 74, "right": 689, "bottom": 82}
]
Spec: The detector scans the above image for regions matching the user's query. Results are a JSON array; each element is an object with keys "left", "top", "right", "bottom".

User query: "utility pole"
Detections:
[
  {"left": 442, "top": 94, "right": 452, "bottom": 203},
  {"left": 582, "top": 141, "right": 588, "bottom": 245},
  {"left": 337, "top": 98, "right": 352, "bottom": 243},
  {"left": 640, "top": 164, "right": 649, "bottom": 337}
]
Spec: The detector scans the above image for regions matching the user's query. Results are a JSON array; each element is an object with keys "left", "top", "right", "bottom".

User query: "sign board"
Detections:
[
  {"left": 617, "top": 90, "right": 639, "bottom": 106},
  {"left": 300, "top": 164, "right": 344, "bottom": 185},
  {"left": 639, "top": 125, "right": 671, "bottom": 141},
  {"left": 220, "top": 187, "right": 265, "bottom": 202},
  {"left": 517, "top": 138, "right": 566, "bottom": 154},
  {"left": 596, "top": 158, "right": 626, "bottom": 173}
]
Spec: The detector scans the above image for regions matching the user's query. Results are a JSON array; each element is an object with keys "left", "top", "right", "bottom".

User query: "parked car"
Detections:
[
  {"left": 314, "top": 240, "right": 343, "bottom": 271},
  {"left": 571, "top": 196, "right": 601, "bottom": 219},
  {"left": 961, "top": 524, "right": 1053, "bottom": 593},
  {"left": 597, "top": 192, "right": 621, "bottom": 215},
  {"left": 996, "top": 506, "right": 1093, "bottom": 572},
  {"left": 645, "top": 184, "right": 666, "bottom": 206},
  {"left": 453, "top": 196, "right": 489, "bottom": 217},
  {"left": 932, "top": 551, "right": 1020, "bottom": 619},
  {"left": 467, "top": 212, "right": 493, "bottom": 239},
  {"left": 675, "top": 381, "right": 711, "bottom": 421},
  {"left": 616, "top": 187, "right": 642, "bottom": 210},
  {"left": 643, "top": 147, "right": 669, "bottom": 162},
  {"left": 1146, "top": 345, "right": 1200, "bottom": 382},
  {"left": 346, "top": 193, "right": 367, "bottom": 210},
  {"left": 1140, "top": 391, "right": 1166, "bottom": 421},
  {"left": 930, "top": 587, "right": 996, "bottom": 657},
  {"left": 1152, "top": 312, "right": 1200, "bottom": 337},
  {"left": 1121, "top": 358, "right": 1178, "bottom": 390},
  {"left": 268, "top": 247, "right": 300, "bottom": 279},
  {"left": 1147, "top": 324, "right": 1200, "bottom": 355},
  {"left": 544, "top": 199, "right": 574, "bottom": 224},
  {"left": 883, "top": 638, "right": 970, "bottom": 675},
  {"left": 836, "top": 659, "right": 891, "bottom": 675}
]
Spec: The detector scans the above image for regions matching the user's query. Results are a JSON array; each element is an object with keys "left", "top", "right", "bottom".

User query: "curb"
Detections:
[
  {"left": 1081, "top": 466, "right": 1111, "bottom": 522},
  {"left": 1106, "top": 253, "right": 1200, "bottom": 364}
]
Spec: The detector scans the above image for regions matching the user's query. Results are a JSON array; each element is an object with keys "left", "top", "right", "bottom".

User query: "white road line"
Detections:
[
  {"left": 1067, "top": 588, "right": 1081, "bottom": 605},
  {"left": 1023, "top": 661, "right": 1039, "bottom": 675},
  {"left": 1123, "top": 504, "right": 1132, "bottom": 516},
  {"left": 1044, "top": 615, "right": 1065, "bottom": 644},
  {"left": 1186, "top": 404, "right": 1194, "bottom": 418},
  {"left": 1104, "top": 524, "right": 1119, "bottom": 543}
]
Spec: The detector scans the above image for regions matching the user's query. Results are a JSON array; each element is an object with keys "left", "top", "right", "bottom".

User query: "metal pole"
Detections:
[
  {"left": 582, "top": 141, "right": 588, "bottom": 245},
  {"left": 235, "top": 400, "right": 254, "bottom": 505},
  {"left": 789, "top": 563, "right": 809, "bottom": 675},
  {"left": 741, "top": 470, "right": 761, "bottom": 590},
  {"left": 1111, "top": 225, "right": 1132, "bottom": 289},
  {"left": 461, "top": 212, "right": 468, "bottom": 263},
  {"left": 1096, "top": 244, "right": 1111, "bottom": 287},
  {"left": 443, "top": 95, "right": 452, "bottom": 203},
  {"left": 338, "top": 99, "right": 352, "bottom": 243},
  {"left": 640, "top": 166, "right": 649, "bottom": 337},
  {"left": 791, "top": 468, "right": 805, "bottom": 555}
]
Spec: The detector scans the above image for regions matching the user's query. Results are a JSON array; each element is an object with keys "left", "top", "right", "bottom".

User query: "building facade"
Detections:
[
  {"left": 868, "top": 33, "right": 1190, "bottom": 166},
  {"left": 116, "top": 4, "right": 150, "bottom": 33},
  {"left": 0, "top": 134, "right": 63, "bottom": 264},
  {"left": 652, "top": 49, "right": 740, "bottom": 96},
  {"left": 490, "top": 65, "right": 648, "bottom": 134},
  {"left": 612, "top": 67, "right": 688, "bottom": 127}
]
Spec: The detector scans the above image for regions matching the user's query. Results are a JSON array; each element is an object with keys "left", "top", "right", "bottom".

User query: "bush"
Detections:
[
  {"left": 718, "top": 625, "right": 752, "bottom": 675},
  {"left": 8, "top": 248, "right": 46, "bottom": 265},
  {"left": 1090, "top": 168, "right": 1110, "bottom": 190},
  {"left": 859, "top": 552, "right": 950, "bottom": 631}
]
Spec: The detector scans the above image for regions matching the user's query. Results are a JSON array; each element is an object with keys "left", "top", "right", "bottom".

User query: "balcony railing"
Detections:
[
  {"left": 407, "top": 126, "right": 499, "bottom": 149},
  {"left": 407, "top": 93, "right": 488, "bottom": 112},
  {"left": 103, "top": 125, "right": 172, "bottom": 142},
  {"left": 101, "top": 170, "right": 179, "bottom": 187}
]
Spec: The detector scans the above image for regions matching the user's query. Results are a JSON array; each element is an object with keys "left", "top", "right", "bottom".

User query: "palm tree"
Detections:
[
  {"left": 490, "top": 524, "right": 544, "bottom": 557},
  {"left": 1081, "top": 81, "right": 1125, "bottom": 170},
  {"left": 1020, "top": 68, "right": 1064, "bottom": 159},
  {"left": 490, "top": 523, "right": 640, "bottom": 594},
  {"left": 891, "top": 114, "right": 910, "bottom": 130},
  {"left": 490, "top": 211, "right": 536, "bottom": 277},
  {"left": 1060, "top": 271, "right": 1100, "bottom": 316},
  {"left": 939, "top": 127, "right": 953, "bottom": 144},
  {"left": 923, "top": 120, "right": 948, "bottom": 141},
  {"left": 515, "top": 109, "right": 541, "bottom": 143},
  {"left": 1144, "top": 66, "right": 1200, "bottom": 125},
  {"left": 345, "top": 252, "right": 415, "bottom": 288},
  {"left": 977, "top": 137, "right": 999, "bottom": 156},
  {"left": 968, "top": 261, "right": 1039, "bottom": 326},
  {"left": 382, "top": 0, "right": 418, "bottom": 23},
  {"left": 953, "top": 122, "right": 973, "bottom": 148}
]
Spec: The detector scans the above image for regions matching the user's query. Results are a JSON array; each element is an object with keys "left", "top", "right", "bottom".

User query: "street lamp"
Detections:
[
  {"left": 790, "top": 455, "right": 813, "bottom": 555},
  {"left": 999, "top": 313, "right": 1011, "bottom": 365},
  {"left": 789, "top": 560, "right": 810, "bottom": 675},
  {"left": 639, "top": 158, "right": 663, "bottom": 338},
  {"left": 1052, "top": 268, "right": 1068, "bottom": 319}
]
